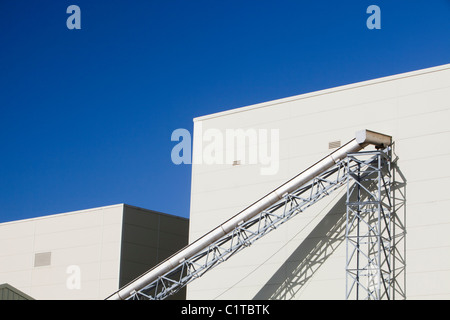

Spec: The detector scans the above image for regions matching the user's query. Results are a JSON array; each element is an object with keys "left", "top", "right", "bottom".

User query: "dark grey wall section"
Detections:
[{"left": 119, "top": 205, "right": 189, "bottom": 299}]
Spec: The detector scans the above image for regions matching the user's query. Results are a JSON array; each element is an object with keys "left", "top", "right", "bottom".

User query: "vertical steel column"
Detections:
[{"left": 345, "top": 149, "right": 392, "bottom": 300}]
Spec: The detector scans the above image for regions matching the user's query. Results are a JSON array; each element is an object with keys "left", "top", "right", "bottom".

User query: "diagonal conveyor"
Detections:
[{"left": 106, "top": 129, "right": 392, "bottom": 300}]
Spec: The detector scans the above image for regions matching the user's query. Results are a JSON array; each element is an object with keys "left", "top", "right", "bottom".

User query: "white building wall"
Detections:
[
  {"left": 188, "top": 64, "right": 450, "bottom": 299},
  {"left": 0, "top": 204, "right": 124, "bottom": 300}
]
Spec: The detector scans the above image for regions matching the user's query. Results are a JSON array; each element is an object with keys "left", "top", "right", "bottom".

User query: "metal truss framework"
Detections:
[
  {"left": 345, "top": 150, "right": 393, "bottom": 300},
  {"left": 127, "top": 148, "right": 392, "bottom": 300}
]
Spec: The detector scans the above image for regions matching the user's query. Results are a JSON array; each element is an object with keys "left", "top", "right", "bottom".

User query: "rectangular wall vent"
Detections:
[
  {"left": 328, "top": 140, "right": 341, "bottom": 149},
  {"left": 34, "top": 252, "right": 51, "bottom": 267}
]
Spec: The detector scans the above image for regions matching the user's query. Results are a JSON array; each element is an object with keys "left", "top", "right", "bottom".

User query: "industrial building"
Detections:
[
  {"left": 0, "top": 204, "right": 189, "bottom": 300},
  {"left": 1, "top": 63, "right": 450, "bottom": 300},
  {"left": 185, "top": 63, "right": 450, "bottom": 300}
]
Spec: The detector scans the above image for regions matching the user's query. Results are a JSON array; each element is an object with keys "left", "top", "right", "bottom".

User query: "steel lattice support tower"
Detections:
[{"left": 345, "top": 149, "right": 393, "bottom": 300}]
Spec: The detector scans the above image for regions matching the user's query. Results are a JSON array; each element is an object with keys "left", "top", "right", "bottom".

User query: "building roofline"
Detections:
[
  {"left": 0, "top": 204, "right": 126, "bottom": 226},
  {"left": 0, "top": 283, "right": 34, "bottom": 300},
  {"left": 0, "top": 203, "right": 187, "bottom": 226},
  {"left": 123, "top": 203, "right": 189, "bottom": 221},
  {"left": 193, "top": 63, "right": 450, "bottom": 122}
]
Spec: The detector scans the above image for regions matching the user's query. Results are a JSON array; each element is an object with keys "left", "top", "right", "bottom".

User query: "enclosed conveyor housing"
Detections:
[{"left": 107, "top": 129, "right": 392, "bottom": 300}]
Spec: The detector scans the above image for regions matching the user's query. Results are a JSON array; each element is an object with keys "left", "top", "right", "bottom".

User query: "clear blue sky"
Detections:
[{"left": 0, "top": 0, "right": 449, "bottom": 223}]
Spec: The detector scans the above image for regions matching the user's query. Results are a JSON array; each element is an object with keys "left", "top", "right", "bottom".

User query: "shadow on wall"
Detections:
[
  {"left": 391, "top": 159, "right": 407, "bottom": 300},
  {"left": 253, "top": 158, "right": 407, "bottom": 300},
  {"left": 253, "top": 194, "right": 348, "bottom": 300}
]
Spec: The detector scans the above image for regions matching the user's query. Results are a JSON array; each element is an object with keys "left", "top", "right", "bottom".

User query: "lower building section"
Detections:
[{"left": 0, "top": 204, "right": 189, "bottom": 300}]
